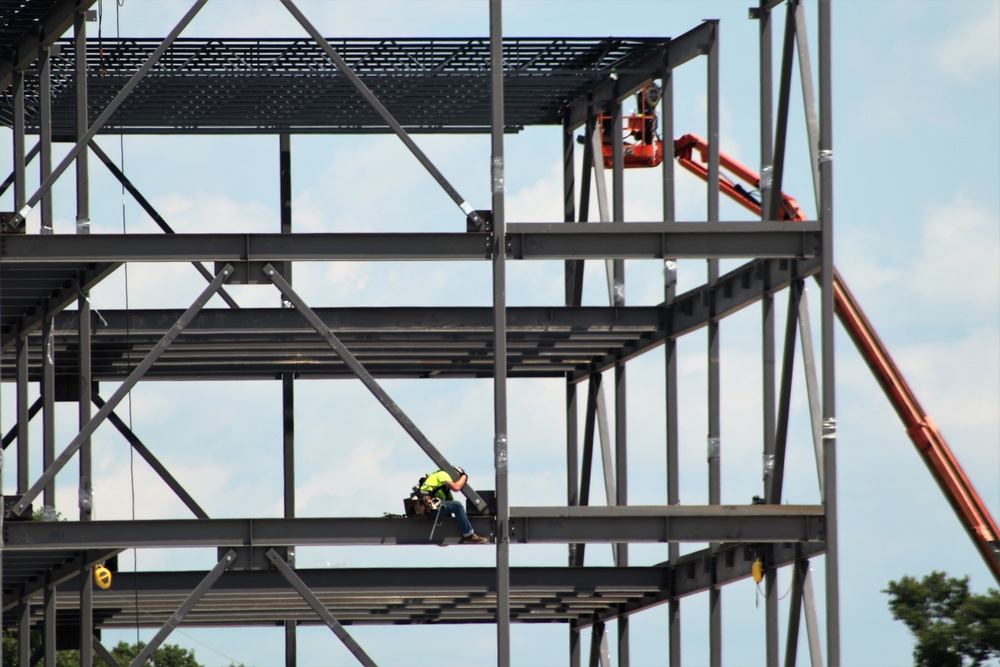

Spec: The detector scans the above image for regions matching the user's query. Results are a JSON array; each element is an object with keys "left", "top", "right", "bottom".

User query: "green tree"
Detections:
[
  {"left": 884, "top": 571, "right": 1000, "bottom": 666},
  {"left": 2, "top": 633, "right": 206, "bottom": 667}
]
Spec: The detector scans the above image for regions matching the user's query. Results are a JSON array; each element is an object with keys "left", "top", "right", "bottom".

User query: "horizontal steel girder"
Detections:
[
  {"left": 3, "top": 506, "right": 825, "bottom": 550},
  {"left": 0, "top": 224, "right": 821, "bottom": 262}
]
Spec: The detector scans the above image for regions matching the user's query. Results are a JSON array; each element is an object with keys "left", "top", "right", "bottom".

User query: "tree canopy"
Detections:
[
  {"left": 2, "top": 635, "right": 205, "bottom": 667},
  {"left": 884, "top": 571, "right": 1000, "bottom": 666}
]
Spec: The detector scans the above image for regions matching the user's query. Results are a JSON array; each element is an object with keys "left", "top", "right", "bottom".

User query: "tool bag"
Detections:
[{"left": 403, "top": 474, "right": 441, "bottom": 518}]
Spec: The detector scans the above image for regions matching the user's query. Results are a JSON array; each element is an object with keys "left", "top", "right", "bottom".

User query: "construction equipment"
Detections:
[
  {"left": 597, "top": 84, "right": 665, "bottom": 169},
  {"left": 674, "top": 133, "right": 1000, "bottom": 582}
]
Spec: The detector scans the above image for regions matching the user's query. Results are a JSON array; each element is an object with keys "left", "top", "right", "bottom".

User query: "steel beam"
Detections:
[
  {"left": 262, "top": 263, "right": 487, "bottom": 512},
  {"left": 3, "top": 507, "right": 824, "bottom": 550},
  {"left": 128, "top": 550, "right": 236, "bottom": 667},
  {"left": 265, "top": 550, "right": 377, "bottom": 667},
  {"left": 0, "top": 226, "right": 821, "bottom": 263},
  {"left": 6, "top": 265, "right": 234, "bottom": 517}
]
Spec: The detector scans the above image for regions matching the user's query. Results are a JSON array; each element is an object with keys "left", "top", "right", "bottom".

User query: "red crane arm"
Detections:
[{"left": 672, "top": 133, "right": 1000, "bottom": 582}]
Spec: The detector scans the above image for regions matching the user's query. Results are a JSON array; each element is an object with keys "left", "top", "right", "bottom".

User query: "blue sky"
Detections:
[{"left": 2, "top": 1, "right": 998, "bottom": 665}]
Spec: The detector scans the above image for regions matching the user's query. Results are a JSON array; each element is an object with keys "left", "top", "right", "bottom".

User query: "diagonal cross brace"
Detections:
[
  {"left": 6, "top": 265, "right": 234, "bottom": 517},
  {"left": 279, "top": 0, "right": 484, "bottom": 229},
  {"left": 266, "top": 549, "right": 378, "bottom": 667},
  {"left": 88, "top": 140, "right": 240, "bottom": 309},
  {"left": 262, "top": 263, "right": 487, "bottom": 512},
  {"left": 7, "top": 0, "right": 208, "bottom": 228},
  {"left": 93, "top": 394, "right": 210, "bottom": 519},
  {"left": 128, "top": 550, "right": 237, "bottom": 667}
]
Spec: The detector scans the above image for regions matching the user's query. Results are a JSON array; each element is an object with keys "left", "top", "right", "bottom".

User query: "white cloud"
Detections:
[
  {"left": 912, "top": 196, "right": 1000, "bottom": 308},
  {"left": 934, "top": 1, "right": 1000, "bottom": 84}
]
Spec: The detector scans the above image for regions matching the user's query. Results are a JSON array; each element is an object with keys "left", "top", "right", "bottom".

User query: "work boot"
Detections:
[{"left": 460, "top": 533, "right": 488, "bottom": 544}]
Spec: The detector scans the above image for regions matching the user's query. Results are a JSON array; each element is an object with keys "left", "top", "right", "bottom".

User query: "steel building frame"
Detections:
[{"left": 1, "top": 0, "right": 838, "bottom": 665}]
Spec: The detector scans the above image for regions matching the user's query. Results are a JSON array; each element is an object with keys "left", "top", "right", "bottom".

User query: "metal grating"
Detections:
[{"left": 0, "top": 37, "right": 667, "bottom": 135}]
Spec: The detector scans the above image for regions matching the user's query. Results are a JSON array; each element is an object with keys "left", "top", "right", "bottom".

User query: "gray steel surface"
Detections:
[{"left": 0, "top": 36, "right": 668, "bottom": 135}]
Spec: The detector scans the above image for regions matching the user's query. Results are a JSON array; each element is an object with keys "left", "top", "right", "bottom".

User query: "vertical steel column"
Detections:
[
  {"left": 489, "top": 2, "right": 510, "bottom": 664},
  {"left": 608, "top": 93, "right": 629, "bottom": 667},
  {"left": 12, "top": 68, "right": 25, "bottom": 221},
  {"left": 39, "top": 46, "right": 53, "bottom": 234},
  {"left": 563, "top": 117, "right": 580, "bottom": 306},
  {"left": 42, "top": 313, "right": 56, "bottom": 515},
  {"left": 660, "top": 62, "right": 682, "bottom": 667},
  {"left": 801, "top": 562, "right": 825, "bottom": 667},
  {"left": 18, "top": 599, "right": 30, "bottom": 667},
  {"left": 79, "top": 277, "right": 94, "bottom": 667},
  {"left": 280, "top": 133, "right": 293, "bottom": 304},
  {"left": 574, "top": 374, "right": 601, "bottom": 567},
  {"left": 783, "top": 558, "right": 806, "bottom": 667},
  {"left": 705, "top": 19, "right": 722, "bottom": 667},
  {"left": 280, "top": 130, "right": 297, "bottom": 667},
  {"left": 282, "top": 374, "right": 295, "bottom": 520},
  {"left": 758, "top": 5, "right": 779, "bottom": 663},
  {"left": 75, "top": 18, "right": 94, "bottom": 656},
  {"left": 765, "top": 1, "right": 799, "bottom": 223},
  {"left": 796, "top": 289, "right": 826, "bottom": 493},
  {"left": 283, "top": 372, "right": 296, "bottom": 667},
  {"left": 564, "top": 115, "right": 582, "bottom": 667},
  {"left": 44, "top": 576, "right": 56, "bottom": 666},
  {"left": 793, "top": 0, "right": 822, "bottom": 205},
  {"left": 16, "top": 332, "right": 29, "bottom": 494},
  {"left": 74, "top": 7, "right": 90, "bottom": 234},
  {"left": 771, "top": 279, "right": 801, "bottom": 503},
  {"left": 818, "top": 1, "right": 840, "bottom": 663}
]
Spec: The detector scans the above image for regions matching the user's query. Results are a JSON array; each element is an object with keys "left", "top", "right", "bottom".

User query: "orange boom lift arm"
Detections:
[{"left": 674, "top": 133, "right": 1000, "bottom": 582}]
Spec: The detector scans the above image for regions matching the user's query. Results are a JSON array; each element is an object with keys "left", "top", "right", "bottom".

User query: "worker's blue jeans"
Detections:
[{"left": 438, "top": 500, "right": 474, "bottom": 536}]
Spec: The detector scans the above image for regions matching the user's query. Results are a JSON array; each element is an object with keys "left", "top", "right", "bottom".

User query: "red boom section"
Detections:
[{"left": 674, "top": 133, "right": 1000, "bottom": 581}]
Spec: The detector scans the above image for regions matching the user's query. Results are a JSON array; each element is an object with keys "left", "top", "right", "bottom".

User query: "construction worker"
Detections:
[{"left": 420, "top": 467, "right": 488, "bottom": 544}]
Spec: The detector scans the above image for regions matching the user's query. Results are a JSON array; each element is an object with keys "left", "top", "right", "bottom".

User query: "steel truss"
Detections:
[{"left": 1, "top": 1, "right": 838, "bottom": 665}]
